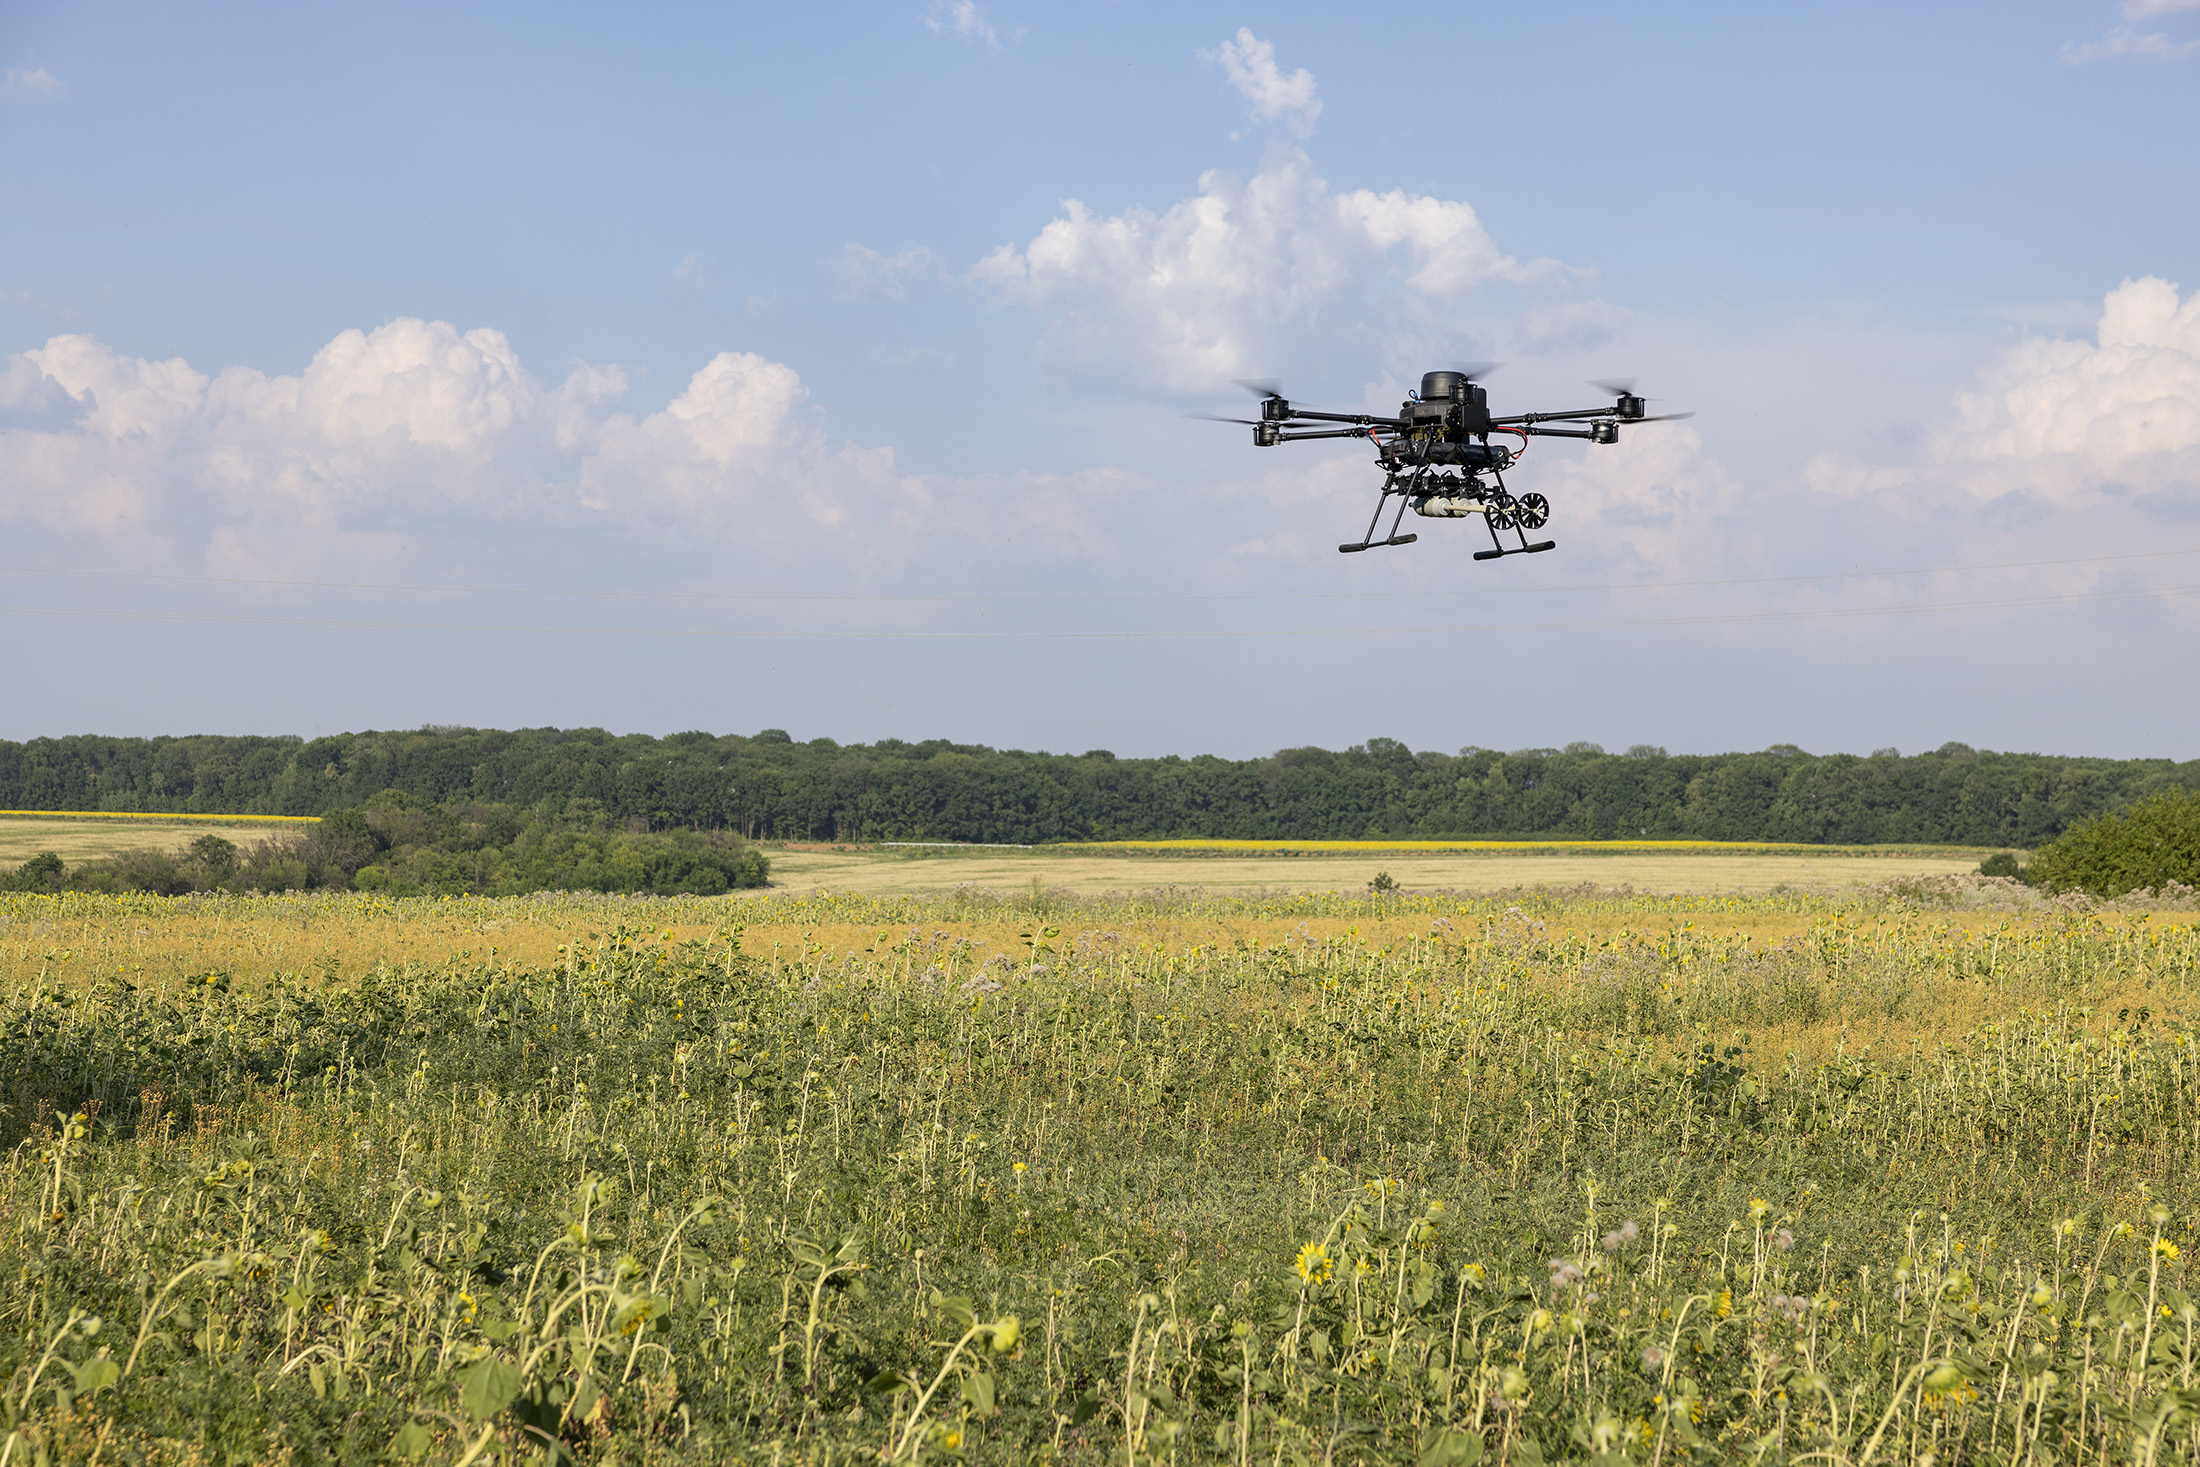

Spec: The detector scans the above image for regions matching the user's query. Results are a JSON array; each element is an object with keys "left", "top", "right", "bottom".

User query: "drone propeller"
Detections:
[
  {"left": 1631, "top": 411, "right": 1695, "bottom": 424},
  {"left": 1589, "top": 377, "right": 1637, "bottom": 398},
  {"left": 1453, "top": 361, "right": 1503, "bottom": 382},
  {"left": 1232, "top": 378, "right": 1286, "bottom": 400},
  {"left": 1184, "top": 412, "right": 1262, "bottom": 425}
]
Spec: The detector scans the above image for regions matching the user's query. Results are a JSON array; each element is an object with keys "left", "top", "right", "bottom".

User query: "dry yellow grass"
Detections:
[
  {"left": 0, "top": 814, "right": 305, "bottom": 865},
  {"left": 761, "top": 842, "right": 1987, "bottom": 898}
]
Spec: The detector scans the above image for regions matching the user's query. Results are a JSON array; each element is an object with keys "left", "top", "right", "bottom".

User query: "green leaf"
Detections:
[
  {"left": 1417, "top": 1427, "right": 1485, "bottom": 1467},
  {"left": 71, "top": 1357, "right": 119, "bottom": 1397},
  {"left": 1069, "top": 1391, "right": 1102, "bottom": 1426},
  {"left": 931, "top": 1291, "right": 976, "bottom": 1329},
  {"left": 961, "top": 1370, "right": 997, "bottom": 1418},
  {"left": 460, "top": 1355, "right": 523, "bottom": 1423},
  {"left": 392, "top": 1421, "right": 435, "bottom": 1459},
  {"left": 865, "top": 1369, "right": 913, "bottom": 1395}
]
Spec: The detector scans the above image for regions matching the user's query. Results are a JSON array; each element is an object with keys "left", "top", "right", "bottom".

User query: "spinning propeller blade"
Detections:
[
  {"left": 1590, "top": 377, "right": 1637, "bottom": 398},
  {"left": 1632, "top": 411, "right": 1695, "bottom": 424},
  {"left": 1184, "top": 412, "right": 1261, "bottom": 425},
  {"left": 1232, "top": 378, "right": 1286, "bottom": 399},
  {"left": 1453, "top": 361, "right": 1503, "bottom": 382}
]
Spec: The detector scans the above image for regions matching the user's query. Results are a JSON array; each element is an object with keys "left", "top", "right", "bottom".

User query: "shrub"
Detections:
[
  {"left": 0, "top": 851, "right": 66, "bottom": 892},
  {"left": 52, "top": 796, "right": 772, "bottom": 898},
  {"left": 2026, "top": 788, "right": 2200, "bottom": 897}
]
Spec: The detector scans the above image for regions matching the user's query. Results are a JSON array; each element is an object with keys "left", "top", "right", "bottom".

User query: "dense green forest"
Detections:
[{"left": 3, "top": 727, "right": 2196, "bottom": 846}]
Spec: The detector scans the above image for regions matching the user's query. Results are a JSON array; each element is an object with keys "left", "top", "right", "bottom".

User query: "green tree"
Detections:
[{"left": 2026, "top": 789, "right": 2200, "bottom": 897}]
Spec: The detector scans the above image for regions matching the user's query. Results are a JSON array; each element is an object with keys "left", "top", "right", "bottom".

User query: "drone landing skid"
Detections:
[
  {"left": 1473, "top": 540, "right": 1556, "bottom": 561},
  {"left": 1340, "top": 534, "right": 1418, "bottom": 553},
  {"left": 1473, "top": 506, "right": 1555, "bottom": 560}
]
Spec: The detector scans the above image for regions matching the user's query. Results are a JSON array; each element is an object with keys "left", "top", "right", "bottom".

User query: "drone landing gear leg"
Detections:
[
  {"left": 1472, "top": 474, "right": 1556, "bottom": 560},
  {"left": 1338, "top": 489, "right": 1419, "bottom": 553}
]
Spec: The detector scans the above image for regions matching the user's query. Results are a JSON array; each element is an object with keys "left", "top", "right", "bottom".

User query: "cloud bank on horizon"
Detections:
[{"left": 6, "top": 272, "right": 2194, "bottom": 601}]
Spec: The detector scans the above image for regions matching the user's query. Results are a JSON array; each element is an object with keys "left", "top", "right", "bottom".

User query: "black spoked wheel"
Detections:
[
  {"left": 1487, "top": 492, "right": 1517, "bottom": 531},
  {"left": 1514, "top": 492, "right": 1549, "bottom": 530}
]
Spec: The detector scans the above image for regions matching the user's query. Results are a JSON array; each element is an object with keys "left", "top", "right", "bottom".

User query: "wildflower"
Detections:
[
  {"left": 1773, "top": 1227, "right": 1796, "bottom": 1252},
  {"left": 2154, "top": 1238, "right": 2180, "bottom": 1262},
  {"left": 1640, "top": 1345, "right": 1666, "bottom": 1374},
  {"left": 1716, "top": 1289, "right": 1733, "bottom": 1318},
  {"left": 1602, "top": 1220, "right": 1639, "bottom": 1250},
  {"left": 1548, "top": 1259, "right": 1585, "bottom": 1291},
  {"left": 991, "top": 1315, "right": 1020, "bottom": 1352},
  {"left": 1293, "top": 1242, "right": 1333, "bottom": 1287},
  {"left": 1749, "top": 1197, "right": 1771, "bottom": 1221}
]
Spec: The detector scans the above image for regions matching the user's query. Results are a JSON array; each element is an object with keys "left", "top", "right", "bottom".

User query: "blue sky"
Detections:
[{"left": 3, "top": 1, "right": 2198, "bottom": 758}]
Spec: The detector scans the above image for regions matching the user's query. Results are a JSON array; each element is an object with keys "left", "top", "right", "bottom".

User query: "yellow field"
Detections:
[
  {"left": 0, "top": 812, "right": 309, "bottom": 864},
  {"left": 1076, "top": 837, "right": 1924, "bottom": 853}
]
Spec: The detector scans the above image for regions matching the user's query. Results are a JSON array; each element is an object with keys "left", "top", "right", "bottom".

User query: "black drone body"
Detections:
[{"left": 1203, "top": 370, "right": 1691, "bottom": 557}]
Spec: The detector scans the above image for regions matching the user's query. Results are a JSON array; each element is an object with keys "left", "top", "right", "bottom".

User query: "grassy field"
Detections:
[
  {"left": 0, "top": 812, "right": 314, "bottom": 865},
  {"left": 767, "top": 841, "right": 1993, "bottom": 898},
  {"left": 3, "top": 881, "right": 2197, "bottom": 1466},
  {"left": 5, "top": 818, "right": 1996, "bottom": 900}
]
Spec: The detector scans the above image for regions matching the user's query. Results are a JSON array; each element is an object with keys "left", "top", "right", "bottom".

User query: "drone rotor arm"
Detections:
[
  {"left": 1277, "top": 408, "right": 1408, "bottom": 429},
  {"left": 1489, "top": 406, "right": 1628, "bottom": 426},
  {"left": 1275, "top": 426, "right": 1382, "bottom": 442}
]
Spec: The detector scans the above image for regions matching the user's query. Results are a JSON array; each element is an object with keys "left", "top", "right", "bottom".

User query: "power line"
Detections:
[
  {"left": 0, "top": 544, "right": 2194, "bottom": 605},
  {"left": 2, "top": 580, "right": 2194, "bottom": 639}
]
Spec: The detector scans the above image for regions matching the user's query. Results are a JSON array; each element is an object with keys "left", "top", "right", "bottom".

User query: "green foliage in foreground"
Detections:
[
  {"left": 2028, "top": 790, "right": 2200, "bottom": 900},
  {"left": 1, "top": 791, "right": 769, "bottom": 897},
  {"left": 4, "top": 897, "right": 2200, "bottom": 1464}
]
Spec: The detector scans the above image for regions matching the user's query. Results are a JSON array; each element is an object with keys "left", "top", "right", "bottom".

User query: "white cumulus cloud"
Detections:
[
  {"left": 0, "top": 319, "right": 952, "bottom": 578},
  {"left": 970, "top": 147, "right": 1591, "bottom": 396},
  {"left": 926, "top": 1, "right": 998, "bottom": 48},
  {"left": 0, "top": 65, "right": 64, "bottom": 102},
  {"left": 1202, "top": 29, "right": 1321, "bottom": 138},
  {"left": 1936, "top": 276, "right": 2200, "bottom": 512}
]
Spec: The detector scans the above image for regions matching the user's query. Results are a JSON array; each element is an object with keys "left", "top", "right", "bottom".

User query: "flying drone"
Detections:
[{"left": 1197, "top": 368, "right": 1692, "bottom": 557}]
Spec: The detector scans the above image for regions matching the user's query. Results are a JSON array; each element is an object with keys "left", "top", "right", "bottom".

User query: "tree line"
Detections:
[{"left": 2, "top": 727, "right": 2195, "bottom": 847}]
